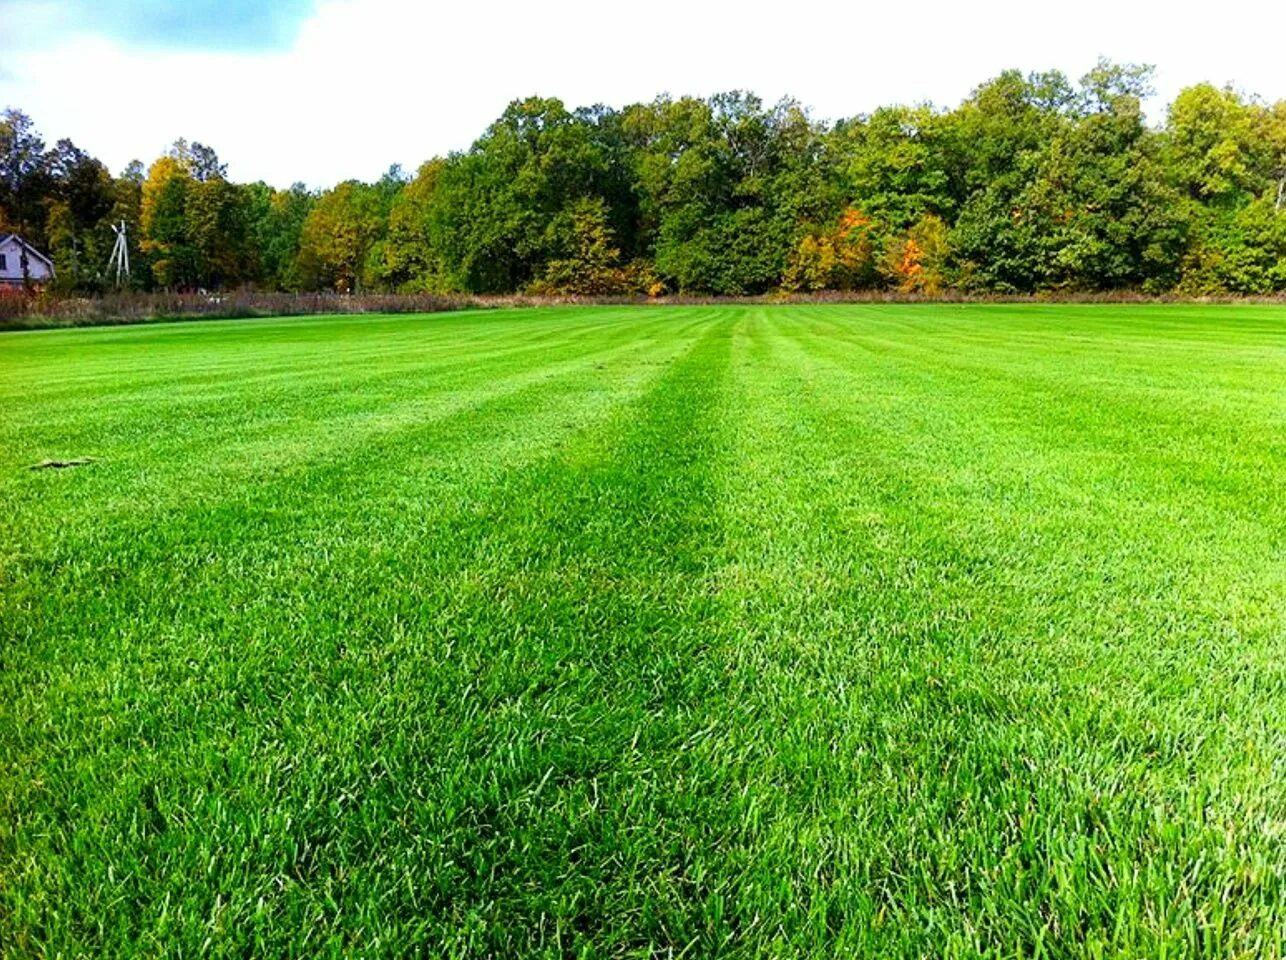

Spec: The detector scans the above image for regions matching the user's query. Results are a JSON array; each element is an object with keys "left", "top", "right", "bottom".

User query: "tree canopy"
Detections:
[{"left": 3, "top": 62, "right": 1284, "bottom": 296}]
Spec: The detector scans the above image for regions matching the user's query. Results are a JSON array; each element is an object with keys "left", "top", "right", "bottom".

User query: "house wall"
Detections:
[{"left": 0, "top": 237, "right": 55, "bottom": 283}]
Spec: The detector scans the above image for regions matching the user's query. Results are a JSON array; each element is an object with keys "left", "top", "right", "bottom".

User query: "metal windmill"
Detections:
[{"left": 106, "top": 219, "right": 131, "bottom": 285}]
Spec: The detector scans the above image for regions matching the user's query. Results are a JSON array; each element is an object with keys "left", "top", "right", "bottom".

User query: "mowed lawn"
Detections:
[{"left": 2, "top": 305, "right": 1285, "bottom": 958}]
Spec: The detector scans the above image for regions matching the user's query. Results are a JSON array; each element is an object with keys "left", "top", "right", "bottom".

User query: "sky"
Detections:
[{"left": 1, "top": 0, "right": 1283, "bottom": 188}]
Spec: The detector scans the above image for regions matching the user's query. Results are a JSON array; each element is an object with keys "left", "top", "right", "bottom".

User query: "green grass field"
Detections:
[{"left": 3, "top": 304, "right": 1285, "bottom": 958}]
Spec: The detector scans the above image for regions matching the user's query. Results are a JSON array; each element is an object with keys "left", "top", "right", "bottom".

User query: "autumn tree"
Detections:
[
  {"left": 295, "top": 181, "right": 387, "bottom": 292},
  {"left": 4, "top": 61, "right": 1286, "bottom": 297},
  {"left": 534, "top": 197, "right": 630, "bottom": 294},
  {"left": 881, "top": 215, "right": 950, "bottom": 293},
  {"left": 783, "top": 208, "right": 880, "bottom": 291},
  {"left": 140, "top": 155, "right": 195, "bottom": 288}
]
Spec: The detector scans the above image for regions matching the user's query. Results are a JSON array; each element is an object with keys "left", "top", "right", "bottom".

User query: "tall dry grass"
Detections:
[{"left": 2, "top": 288, "right": 1283, "bottom": 331}]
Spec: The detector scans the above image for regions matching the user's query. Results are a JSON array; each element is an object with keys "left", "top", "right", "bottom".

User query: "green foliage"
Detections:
[
  {"left": 1166, "top": 85, "right": 1268, "bottom": 204},
  {"left": 246, "top": 181, "right": 315, "bottom": 291},
  {"left": 831, "top": 105, "right": 952, "bottom": 227},
  {"left": 657, "top": 206, "right": 789, "bottom": 294},
  {"left": 626, "top": 93, "right": 817, "bottom": 293},
  {"left": 0, "top": 108, "right": 50, "bottom": 243},
  {"left": 3, "top": 62, "right": 1286, "bottom": 295},
  {"left": 419, "top": 97, "right": 619, "bottom": 293},
  {"left": 185, "top": 177, "right": 253, "bottom": 287},
  {"left": 533, "top": 196, "right": 630, "bottom": 295},
  {"left": 294, "top": 180, "right": 389, "bottom": 293},
  {"left": 140, "top": 155, "right": 196, "bottom": 288},
  {"left": 1178, "top": 200, "right": 1286, "bottom": 293},
  {"left": 376, "top": 160, "right": 448, "bottom": 292},
  {"left": 136, "top": 144, "right": 259, "bottom": 290}
]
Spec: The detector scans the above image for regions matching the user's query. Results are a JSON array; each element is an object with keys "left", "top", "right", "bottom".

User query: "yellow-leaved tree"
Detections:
[
  {"left": 782, "top": 208, "right": 881, "bottom": 291},
  {"left": 139, "top": 156, "right": 193, "bottom": 289},
  {"left": 881, "top": 215, "right": 950, "bottom": 294}
]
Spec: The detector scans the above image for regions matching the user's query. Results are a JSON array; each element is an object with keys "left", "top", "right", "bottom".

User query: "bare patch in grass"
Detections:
[{"left": 29, "top": 457, "right": 96, "bottom": 471}]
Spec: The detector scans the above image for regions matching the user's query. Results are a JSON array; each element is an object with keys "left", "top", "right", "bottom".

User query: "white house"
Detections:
[{"left": 0, "top": 234, "right": 55, "bottom": 289}]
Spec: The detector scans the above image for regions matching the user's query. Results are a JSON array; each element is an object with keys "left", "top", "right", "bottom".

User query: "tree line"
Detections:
[{"left": 3, "top": 62, "right": 1285, "bottom": 297}]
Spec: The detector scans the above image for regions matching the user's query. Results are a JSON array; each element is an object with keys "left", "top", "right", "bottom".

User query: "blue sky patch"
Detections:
[{"left": 20, "top": 0, "right": 318, "bottom": 51}]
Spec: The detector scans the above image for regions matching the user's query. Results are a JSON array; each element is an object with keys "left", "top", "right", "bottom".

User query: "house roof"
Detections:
[{"left": 0, "top": 234, "right": 55, "bottom": 270}]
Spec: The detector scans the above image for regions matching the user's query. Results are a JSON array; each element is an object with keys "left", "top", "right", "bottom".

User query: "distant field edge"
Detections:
[{"left": 2, "top": 290, "right": 1285, "bottom": 332}]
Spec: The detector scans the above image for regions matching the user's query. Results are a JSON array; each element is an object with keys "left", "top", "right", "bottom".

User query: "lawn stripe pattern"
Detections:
[{"left": 2, "top": 304, "right": 1285, "bottom": 957}]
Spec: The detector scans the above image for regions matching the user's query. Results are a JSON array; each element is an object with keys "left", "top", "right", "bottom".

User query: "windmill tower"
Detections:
[{"left": 106, "top": 220, "right": 131, "bottom": 286}]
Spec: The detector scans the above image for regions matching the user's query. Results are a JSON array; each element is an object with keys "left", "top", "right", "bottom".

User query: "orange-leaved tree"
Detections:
[
  {"left": 881, "top": 214, "right": 950, "bottom": 294},
  {"left": 782, "top": 207, "right": 881, "bottom": 291}
]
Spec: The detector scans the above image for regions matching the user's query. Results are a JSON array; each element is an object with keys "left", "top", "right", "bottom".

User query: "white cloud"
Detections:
[{"left": 1, "top": 0, "right": 1282, "bottom": 188}]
